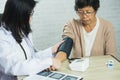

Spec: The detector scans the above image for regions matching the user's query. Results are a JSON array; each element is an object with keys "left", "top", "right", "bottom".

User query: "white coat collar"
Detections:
[{"left": 0, "top": 23, "right": 12, "bottom": 35}]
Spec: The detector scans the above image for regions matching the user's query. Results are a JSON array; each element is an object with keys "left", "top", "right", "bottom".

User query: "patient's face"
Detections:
[{"left": 77, "top": 6, "right": 96, "bottom": 26}]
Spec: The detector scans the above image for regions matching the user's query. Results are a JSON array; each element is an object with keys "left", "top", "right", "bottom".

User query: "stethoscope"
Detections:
[
  {"left": 19, "top": 43, "right": 28, "bottom": 60},
  {"left": 1, "top": 22, "right": 36, "bottom": 60},
  {"left": 18, "top": 37, "right": 37, "bottom": 60}
]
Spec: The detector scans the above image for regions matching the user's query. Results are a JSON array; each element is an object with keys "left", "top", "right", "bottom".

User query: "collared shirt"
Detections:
[{"left": 0, "top": 25, "right": 53, "bottom": 80}]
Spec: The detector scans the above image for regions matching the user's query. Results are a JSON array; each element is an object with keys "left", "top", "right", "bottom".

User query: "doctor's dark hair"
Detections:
[
  {"left": 74, "top": 0, "right": 100, "bottom": 12},
  {"left": 1, "top": 0, "right": 37, "bottom": 43}
]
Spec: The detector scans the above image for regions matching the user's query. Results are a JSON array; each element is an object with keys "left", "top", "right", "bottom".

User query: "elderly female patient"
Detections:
[{"left": 56, "top": 0, "right": 117, "bottom": 61}]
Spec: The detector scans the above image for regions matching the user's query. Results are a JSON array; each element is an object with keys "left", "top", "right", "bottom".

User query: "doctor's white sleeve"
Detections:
[{"left": 0, "top": 40, "right": 53, "bottom": 76}]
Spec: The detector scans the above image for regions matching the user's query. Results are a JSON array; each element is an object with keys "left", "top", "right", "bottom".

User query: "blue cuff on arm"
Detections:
[{"left": 57, "top": 37, "right": 73, "bottom": 58}]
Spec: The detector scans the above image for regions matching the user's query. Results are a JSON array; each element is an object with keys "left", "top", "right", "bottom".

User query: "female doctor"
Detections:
[{"left": 0, "top": 0, "right": 62, "bottom": 80}]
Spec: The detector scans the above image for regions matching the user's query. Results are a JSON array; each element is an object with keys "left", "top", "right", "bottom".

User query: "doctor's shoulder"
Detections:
[{"left": 0, "top": 27, "right": 13, "bottom": 42}]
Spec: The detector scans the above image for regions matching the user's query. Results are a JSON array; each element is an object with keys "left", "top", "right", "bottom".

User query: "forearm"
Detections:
[{"left": 55, "top": 51, "right": 67, "bottom": 62}]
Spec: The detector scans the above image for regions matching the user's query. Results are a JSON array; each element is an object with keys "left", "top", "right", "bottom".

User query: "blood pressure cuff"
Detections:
[{"left": 57, "top": 37, "right": 73, "bottom": 58}]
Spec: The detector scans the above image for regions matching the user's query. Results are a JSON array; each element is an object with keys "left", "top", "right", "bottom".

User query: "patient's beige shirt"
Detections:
[{"left": 62, "top": 17, "right": 117, "bottom": 58}]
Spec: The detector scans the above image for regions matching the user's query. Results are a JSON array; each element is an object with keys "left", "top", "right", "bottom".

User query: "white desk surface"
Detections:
[{"left": 17, "top": 55, "right": 120, "bottom": 80}]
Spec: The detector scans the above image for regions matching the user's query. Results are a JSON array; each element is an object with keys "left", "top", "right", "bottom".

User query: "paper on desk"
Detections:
[
  {"left": 69, "top": 58, "right": 89, "bottom": 72},
  {"left": 23, "top": 75, "right": 55, "bottom": 80}
]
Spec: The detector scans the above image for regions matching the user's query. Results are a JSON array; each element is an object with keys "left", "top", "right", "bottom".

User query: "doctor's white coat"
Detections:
[{"left": 0, "top": 26, "right": 53, "bottom": 80}]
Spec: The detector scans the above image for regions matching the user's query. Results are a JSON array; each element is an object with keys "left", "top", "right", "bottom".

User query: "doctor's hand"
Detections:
[
  {"left": 45, "top": 58, "right": 61, "bottom": 71},
  {"left": 52, "top": 41, "right": 64, "bottom": 54},
  {"left": 51, "top": 58, "right": 61, "bottom": 70}
]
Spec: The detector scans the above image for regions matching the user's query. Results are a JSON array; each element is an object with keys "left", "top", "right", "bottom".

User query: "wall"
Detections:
[{"left": 0, "top": 0, "right": 120, "bottom": 60}]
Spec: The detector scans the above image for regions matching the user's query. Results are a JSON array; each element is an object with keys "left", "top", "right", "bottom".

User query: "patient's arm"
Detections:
[
  {"left": 45, "top": 37, "right": 73, "bottom": 71},
  {"left": 56, "top": 37, "right": 73, "bottom": 62}
]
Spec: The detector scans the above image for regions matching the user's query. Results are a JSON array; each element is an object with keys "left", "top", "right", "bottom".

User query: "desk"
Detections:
[{"left": 17, "top": 55, "right": 120, "bottom": 80}]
